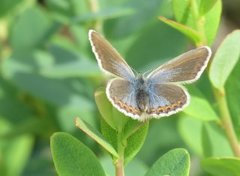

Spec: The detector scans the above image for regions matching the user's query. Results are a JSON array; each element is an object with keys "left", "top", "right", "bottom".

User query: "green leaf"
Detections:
[
  {"left": 1, "top": 52, "right": 95, "bottom": 124},
  {"left": 38, "top": 38, "right": 101, "bottom": 78},
  {"left": 159, "top": 16, "right": 201, "bottom": 44},
  {"left": 0, "top": 78, "right": 33, "bottom": 123},
  {"left": 138, "top": 118, "right": 183, "bottom": 165},
  {"left": 201, "top": 122, "right": 233, "bottom": 157},
  {"left": 202, "top": 0, "right": 222, "bottom": 44},
  {"left": 95, "top": 89, "right": 117, "bottom": 130},
  {"left": 40, "top": 60, "right": 100, "bottom": 78},
  {"left": 75, "top": 117, "right": 118, "bottom": 158},
  {"left": 124, "top": 120, "right": 149, "bottom": 164},
  {"left": 209, "top": 30, "right": 240, "bottom": 90},
  {"left": 0, "top": 0, "right": 24, "bottom": 17},
  {"left": 99, "top": 113, "right": 149, "bottom": 164},
  {"left": 100, "top": 118, "right": 118, "bottom": 154},
  {"left": 51, "top": 132, "right": 106, "bottom": 176},
  {"left": 0, "top": 118, "right": 34, "bottom": 176},
  {"left": 178, "top": 116, "right": 203, "bottom": 156},
  {"left": 46, "top": 0, "right": 87, "bottom": 23},
  {"left": 172, "top": 0, "right": 221, "bottom": 44},
  {"left": 183, "top": 96, "right": 219, "bottom": 121},
  {"left": 226, "top": 60, "right": 240, "bottom": 137},
  {"left": 199, "top": 0, "right": 218, "bottom": 15},
  {"left": 202, "top": 157, "right": 240, "bottom": 176},
  {"left": 145, "top": 148, "right": 190, "bottom": 176},
  {"left": 96, "top": 88, "right": 145, "bottom": 164},
  {"left": 4, "top": 72, "right": 92, "bottom": 108},
  {"left": 172, "top": 0, "right": 196, "bottom": 28},
  {"left": 9, "top": 7, "right": 53, "bottom": 53},
  {"left": 179, "top": 116, "right": 233, "bottom": 158}
]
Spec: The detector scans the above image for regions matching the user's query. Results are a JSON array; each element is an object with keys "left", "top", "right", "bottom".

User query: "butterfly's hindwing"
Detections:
[
  {"left": 106, "top": 78, "right": 141, "bottom": 119},
  {"left": 89, "top": 30, "right": 212, "bottom": 121},
  {"left": 146, "top": 83, "right": 189, "bottom": 117}
]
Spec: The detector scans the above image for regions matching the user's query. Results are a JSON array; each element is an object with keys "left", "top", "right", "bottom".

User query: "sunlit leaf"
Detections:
[
  {"left": 183, "top": 96, "right": 219, "bottom": 121},
  {"left": 178, "top": 116, "right": 203, "bottom": 156},
  {"left": 203, "top": 0, "right": 222, "bottom": 44},
  {"left": 159, "top": 16, "right": 201, "bottom": 44},
  {"left": 209, "top": 30, "right": 240, "bottom": 90},
  {"left": 172, "top": 0, "right": 196, "bottom": 28},
  {"left": 199, "top": 0, "right": 218, "bottom": 15}
]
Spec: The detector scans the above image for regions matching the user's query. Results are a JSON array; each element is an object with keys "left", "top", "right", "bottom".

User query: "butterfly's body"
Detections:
[
  {"left": 134, "top": 75, "right": 149, "bottom": 112},
  {"left": 89, "top": 30, "right": 212, "bottom": 121}
]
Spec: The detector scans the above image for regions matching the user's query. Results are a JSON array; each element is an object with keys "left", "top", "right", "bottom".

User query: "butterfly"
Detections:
[{"left": 89, "top": 30, "right": 212, "bottom": 121}]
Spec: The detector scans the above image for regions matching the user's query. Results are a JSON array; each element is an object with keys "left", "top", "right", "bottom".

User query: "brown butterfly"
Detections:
[{"left": 89, "top": 30, "right": 211, "bottom": 121}]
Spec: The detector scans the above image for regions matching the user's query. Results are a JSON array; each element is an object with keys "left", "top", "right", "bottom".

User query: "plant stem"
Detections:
[
  {"left": 114, "top": 125, "right": 125, "bottom": 176},
  {"left": 214, "top": 88, "right": 240, "bottom": 157},
  {"left": 115, "top": 156, "right": 125, "bottom": 176}
]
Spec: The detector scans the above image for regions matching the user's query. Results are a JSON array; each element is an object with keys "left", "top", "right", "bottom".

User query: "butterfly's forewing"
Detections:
[
  {"left": 147, "top": 46, "right": 211, "bottom": 84},
  {"left": 89, "top": 30, "right": 135, "bottom": 80},
  {"left": 106, "top": 78, "right": 141, "bottom": 119},
  {"left": 146, "top": 83, "right": 189, "bottom": 118},
  {"left": 89, "top": 30, "right": 212, "bottom": 121}
]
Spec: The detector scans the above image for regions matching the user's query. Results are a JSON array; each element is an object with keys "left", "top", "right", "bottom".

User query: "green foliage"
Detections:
[
  {"left": 202, "top": 158, "right": 240, "bottom": 176},
  {"left": 0, "top": 119, "right": 33, "bottom": 176},
  {"left": 124, "top": 120, "right": 149, "bottom": 164},
  {"left": 0, "top": 0, "right": 24, "bottom": 17},
  {"left": 75, "top": 117, "right": 118, "bottom": 158},
  {"left": 51, "top": 132, "right": 106, "bottom": 176},
  {"left": 95, "top": 88, "right": 122, "bottom": 130},
  {"left": 183, "top": 96, "right": 218, "bottom": 121},
  {"left": 145, "top": 149, "right": 190, "bottom": 176},
  {"left": 159, "top": 16, "right": 201, "bottom": 44},
  {"left": 91, "top": 90, "right": 149, "bottom": 164},
  {"left": 165, "top": 0, "right": 222, "bottom": 45},
  {"left": 209, "top": 30, "right": 240, "bottom": 91},
  {"left": 1, "top": 0, "right": 240, "bottom": 176}
]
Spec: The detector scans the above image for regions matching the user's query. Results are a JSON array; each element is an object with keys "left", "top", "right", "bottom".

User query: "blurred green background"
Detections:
[{"left": 0, "top": 0, "right": 239, "bottom": 175}]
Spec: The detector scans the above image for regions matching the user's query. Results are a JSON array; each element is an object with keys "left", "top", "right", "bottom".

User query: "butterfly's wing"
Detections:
[
  {"left": 146, "top": 83, "right": 189, "bottom": 118},
  {"left": 89, "top": 30, "right": 135, "bottom": 80},
  {"left": 147, "top": 46, "right": 211, "bottom": 83},
  {"left": 106, "top": 78, "right": 141, "bottom": 119}
]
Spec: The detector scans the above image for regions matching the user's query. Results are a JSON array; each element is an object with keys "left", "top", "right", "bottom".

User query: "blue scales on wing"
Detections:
[
  {"left": 106, "top": 79, "right": 141, "bottom": 119},
  {"left": 146, "top": 83, "right": 189, "bottom": 117}
]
